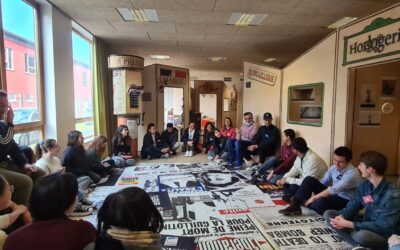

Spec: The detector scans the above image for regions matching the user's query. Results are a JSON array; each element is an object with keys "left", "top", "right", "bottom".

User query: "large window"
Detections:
[
  {"left": 72, "top": 31, "right": 94, "bottom": 140},
  {"left": 1, "top": 0, "right": 43, "bottom": 146}
]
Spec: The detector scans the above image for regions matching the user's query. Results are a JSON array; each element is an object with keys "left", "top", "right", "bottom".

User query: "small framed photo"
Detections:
[
  {"left": 360, "top": 84, "right": 376, "bottom": 108},
  {"left": 299, "top": 106, "right": 322, "bottom": 119},
  {"left": 381, "top": 77, "right": 397, "bottom": 100},
  {"left": 359, "top": 111, "right": 381, "bottom": 127}
]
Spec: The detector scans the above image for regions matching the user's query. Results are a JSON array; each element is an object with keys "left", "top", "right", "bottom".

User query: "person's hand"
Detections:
[
  {"left": 14, "top": 205, "right": 27, "bottom": 215},
  {"left": 214, "top": 155, "right": 219, "bottom": 161},
  {"left": 6, "top": 104, "right": 13, "bottom": 124},
  {"left": 247, "top": 145, "right": 257, "bottom": 151},
  {"left": 24, "top": 164, "right": 37, "bottom": 174},
  {"left": 330, "top": 215, "right": 353, "bottom": 229},
  {"left": 187, "top": 141, "right": 193, "bottom": 146},
  {"left": 161, "top": 148, "right": 170, "bottom": 153},
  {"left": 276, "top": 178, "right": 286, "bottom": 186},
  {"left": 266, "top": 171, "right": 274, "bottom": 181},
  {"left": 388, "top": 234, "right": 400, "bottom": 247},
  {"left": 304, "top": 196, "right": 316, "bottom": 207}
]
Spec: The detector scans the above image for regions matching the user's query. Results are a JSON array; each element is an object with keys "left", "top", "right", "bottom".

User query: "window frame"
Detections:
[
  {"left": 4, "top": 47, "right": 13, "bottom": 70},
  {"left": 24, "top": 53, "right": 36, "bottom": 74},
  {"left": 0, "top": 0, "right": 44, "bottom": 146}
]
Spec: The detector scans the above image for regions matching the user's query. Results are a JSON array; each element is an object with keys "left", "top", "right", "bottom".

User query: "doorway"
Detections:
[
  {"left": 348, "top": 61, "right": 400, "bottom": 174},
  {"left": 200, "top": 94, "right": 217, "bottom": 128},
  {"left": 163, "top": 87, "right": 184, "bottom": 129}
]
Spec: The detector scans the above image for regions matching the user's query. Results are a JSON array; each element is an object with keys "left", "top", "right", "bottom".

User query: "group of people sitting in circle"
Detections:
[{"left": 2, "top": 88, "right": 400, "bottom": 249}]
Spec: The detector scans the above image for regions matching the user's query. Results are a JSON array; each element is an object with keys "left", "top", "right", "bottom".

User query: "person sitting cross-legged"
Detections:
[
  {"left": 279, "top": 146, "right": 361, "bottom": 215},
  {"left": 161, "top": 123, "right": 180, "bottom": 155},
  {"left": 276, "top": 137, "right": 328, "bottom": 202},
  {"left": 141, "top": 123, "right": 170, "bottom": 160},
  {"left": 324, "top": 151, "right": 400, "bottom": 250}
]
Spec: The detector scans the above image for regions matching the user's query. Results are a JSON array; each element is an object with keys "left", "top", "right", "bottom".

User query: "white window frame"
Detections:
[
  {"left": 25, "top": 53, "right": 36, "bottom": 74},
  {"left": 5, "top": 47, "right": 13, "bottom": 70}
]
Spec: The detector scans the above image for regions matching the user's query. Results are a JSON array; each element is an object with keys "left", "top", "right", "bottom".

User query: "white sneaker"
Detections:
[
  {"left": 215, "top": 159, "right": 221, "bottom": 164},
  {"left": 188, "top": 151, "right": 193, "bottom": 157},
  {"left": 185, "top": 151, "right": 189, "bottom": 157},
  {"left": 161, "top": 153, "right": 169, "bottom": 159},
  {"left": 207, "top": 156, "right": 213, "bottom": 160}
]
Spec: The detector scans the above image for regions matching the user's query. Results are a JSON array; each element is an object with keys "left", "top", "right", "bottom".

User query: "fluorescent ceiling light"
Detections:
[
  {"left": 117, "top": 8, "right": 159, "bottom": 22},
  {"left": 207, "top": 57, "right": 227, "bottom": 62},
  {"left": 264, "top": 58, "right": 276, "bottom": 63},
  {"left": 227, "top": 13, "right": 267, "bottom": 26},
  {"left": 327, "top": 17, "right": 357, "bottom": 29},
  {"left": 150, "top": 55, "right": 170, "bottom": 60}
]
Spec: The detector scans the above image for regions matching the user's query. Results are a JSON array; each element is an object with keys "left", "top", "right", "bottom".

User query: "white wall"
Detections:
[
  {"left": 199, "top": 94, "right": 217, "bottom": 122},
  {"left": 281, "top": 33, "right": 337, "bottom": 164},
  {"left": 243, "top": 62, "right": 281, "bottom": 125}
]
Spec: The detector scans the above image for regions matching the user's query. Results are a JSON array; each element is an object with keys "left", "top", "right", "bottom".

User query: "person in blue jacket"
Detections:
[{"left": 324, "top": 151, "right": 400, "bottom": 249}]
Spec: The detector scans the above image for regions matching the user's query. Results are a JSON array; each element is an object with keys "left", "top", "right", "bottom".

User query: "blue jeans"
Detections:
[
  {"left": 391, "top": 244, "right": 400, "bottom": 250},
  {"left": 235, "top": 140, "right": 254, "bottom": 165},
  {"left": 268, "top": 174, "right": 283, "bottom": 185},
  {"left": 259, "top": 156, "right": 279, "bottom": 174},
  {"left": 226, "top": 139, "right": 236, "bottom": 163},
  {"left": 323, "top": 210, "right": 388, "bottom": 248}
]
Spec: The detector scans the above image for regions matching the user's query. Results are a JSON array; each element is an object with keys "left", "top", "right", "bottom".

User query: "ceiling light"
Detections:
[
  {"left": 264, "top": 58, "right": 276, "bottom": 63},
  {"left": 116, "top": 8, "right": 159, "bottom": 22},
  {"left": 207, "top": 57, "right": 227, "bottom": 62},
  {"left": 150, "top": 55, "right": 170, "bottom": 60},
  {"left": 327, "top": 17, "right": 357, "bottom": 29},
  {"left": 227, "top": 13, "right": 267, "bottom": 26}
]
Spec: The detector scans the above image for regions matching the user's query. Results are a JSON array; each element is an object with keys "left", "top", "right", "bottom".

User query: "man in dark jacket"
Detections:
[
  {"left": 0, "top": 90, "right": 45, "bottom": 206},
  {"left": 248, "top": 112, "right": 281, "bottom": 165},
  {"left": 161, "top": 123, "right": 180, "bottom": 155},
  {"left": 141, "top": 123, "right": 170, "bottom": 159}
]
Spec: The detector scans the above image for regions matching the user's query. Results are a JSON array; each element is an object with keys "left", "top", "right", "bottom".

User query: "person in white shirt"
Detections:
[{"left": 276, "top": 137, "right": 328, "bottom": 202}]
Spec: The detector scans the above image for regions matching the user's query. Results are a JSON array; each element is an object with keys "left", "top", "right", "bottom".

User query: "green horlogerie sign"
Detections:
[{"left": 343, "top": 17, "right": 400, "bottom": 66}]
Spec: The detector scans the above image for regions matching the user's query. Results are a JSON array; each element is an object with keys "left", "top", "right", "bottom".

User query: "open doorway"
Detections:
[
  {"left": 199, "top": 94, "right": 217, "bottom": 128},
  {"left": 164, "top": 87, "right": 184, "bottom": 129},
  {"left": 347, "top": 61, "right": 400, "bottom": 175}
]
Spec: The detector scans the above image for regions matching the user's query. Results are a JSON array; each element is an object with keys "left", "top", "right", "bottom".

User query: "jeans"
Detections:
[
  {"left": 267, "top": 174, "right": 283, "bottom": 185},
  {"left": 77, "top": 176, "right": 93, "bottom": 190},
  {"left": 259, "top": 156, "right": 279, "bottom": 174},
  {"left": 323, "top": 210, "right": 388, "bottom": 249},
  {"left": 226, "top": 139, "right": 236, "bottom": 163},
  {"left": 391, "top": 245, "right": 400, "bottom": 250},
  {"left": 283, "top": 183, "right": 300, "bottom": 197},
  {"left": 235, "top": 140, "right": 254, "bottom": 165}
]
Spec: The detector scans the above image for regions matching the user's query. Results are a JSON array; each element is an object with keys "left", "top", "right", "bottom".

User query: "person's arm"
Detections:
[
  {"left": 319, "top": 167, "right": 333, "bottom": 186},
  {"left": 339, "top": 182, "right": 364, "bottom": 219},
  {"left": 273, "top": 153, "right": 296, "bottom": 175},
  {"left": 183, "top": 129, "right": 188, "bottom": 144},
  {"left": 193, "top": 130, "right": 199, "bottom": 145},
  {"left": 7, "top": 140, "right": 27, "bottom": 168},
  {"left": 0, "top": 122, "right": 14, "bottom": 145},
  {"left": 328, "top": 168, "right": 361, "bottom": 195},
  {"left": 259, "top": 127, "right": 280, "bottom": 149},
  {"left": 111, "top": 137, "right": 118, "bottom": 156},
  {"left": 283, "top": 158, "right": 301, "bottom": 184}
]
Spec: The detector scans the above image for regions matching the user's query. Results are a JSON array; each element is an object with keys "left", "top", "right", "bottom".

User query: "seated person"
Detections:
[
  {"left": 161, "top": 123, "right": 180, "bottom": 155},
  {"left": 62, "top": 130, "right": 102, "bottom": 183},
  {"left": 201, "top": 122, "right": 215, "bottom": 154},
  {"left": 87, "top": 135, "right": 120, "bottom": 176},
  {"left": 111, "top": 125, "right": 135, "bottom": 167},
  {"left": 258, "top": 129, "right": 296, "bottom": 184},
  {"left": 4, "top": 173, "right": 97, "bottom": 250},
  {"left": 141, "top": 123, "right": 170, "bottom": 159},
  {"left": 324, "top": 151, "right": 400, "bottom": 249},
  {"left": 0, "top": 175, "right": 31, "bottom": 248},
  {"left": 228, "top": 112, "right": 259, "bottom": 168},
  {"left": 221, "top": 117, "right": 236, "bottom": 164},
  {"left": 19, "top": 146, "right": 35, "bottom": 164},
  {"left": 279, "top": 146, "right": 361, "bottom": 215},
  {"left": 35, "top": 139, "right": 95, "bottom": 216},
  {"left": 247, "top": 112, "right": 280, "bottom": 166},
  {"left": 208, "top": 129, "right": 228, "bottom": 163},
  {"left": 0, "top": 90, "right": 45, "bottom": 206},
  {"left": 95, "top": 187, "right": 164, "bottom": 250},
  {"left": 276, "top": 137, "right": 328, "bottom": 202},
  {"left": 182, "top": 122, "right": 199, "bottom": 157}
]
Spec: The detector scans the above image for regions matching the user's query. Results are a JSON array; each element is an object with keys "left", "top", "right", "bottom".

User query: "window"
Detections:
[
  {"left": 72, "top": 31, "right": 94, "bottom": 140},
  {"left": 1, "top": 0, "right": 43, "bottom": 142},
  {"left": 4, "top": 47, "right": 13, "bottom": 70},
  {"left": 25, "top": 53, "right": 35, "bottom": 74}
]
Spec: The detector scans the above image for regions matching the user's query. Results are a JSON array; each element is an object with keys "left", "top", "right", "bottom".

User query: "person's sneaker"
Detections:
[
  {"left": 161, "top": 153, "right": 169, "bottom": 159},
  {"left": 207, "top": 156, "right": 213, "bottom": 160},
  {"left": 188, "top": 151, "right": 193, "bottom": 157},
  {"left": 215, "top": 159, "right": 222, "bottom": 164},
  {"left": 250, "top": 174, "right": 264, "bottom": 184},
  {"left": 70, "top": 203, "right": 93, "bottom": 217},
  {"left": 278, "top": 203, "right": 302, "bottom": 216},
  {"left": 81, "top": 198, "right": 96, "bottom": 208},
  {"left": 235, "top": 163, "right": 246, "bottom": 169},
  {"left": 185, "top": 151, "right": 190, "bottom": 157},
  {"left": 281, "top": 194, "right": 293, "bottom": 203}
]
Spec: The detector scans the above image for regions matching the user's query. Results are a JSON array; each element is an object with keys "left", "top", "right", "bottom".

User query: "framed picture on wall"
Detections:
[
  {"left": 359, "top": 111, "right": 381, "bottom": 127},
  {"left": 360, "top": 84, "right": 376, "bottom": 108},
  {"left": 223, "top": 98, "right": 229, "bottom": 112},
  {"left": 381, "top": 77, "right": 397, "bottom": 100}
]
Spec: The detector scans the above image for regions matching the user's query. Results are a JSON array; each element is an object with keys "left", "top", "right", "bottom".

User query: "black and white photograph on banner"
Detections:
[
  {"left": 158, "top": 173, "right": 205, "bottom": 193},
  {"left": 195, "top": 170, "right": 250, "bottom": 191}
]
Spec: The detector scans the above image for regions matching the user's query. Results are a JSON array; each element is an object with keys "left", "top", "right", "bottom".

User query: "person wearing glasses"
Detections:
[
  {"left": 279, "top": 146, "right": 361, "bottom": 216},
  {"left": 0, "top": 90, "right": 45, "bottom": 207}
]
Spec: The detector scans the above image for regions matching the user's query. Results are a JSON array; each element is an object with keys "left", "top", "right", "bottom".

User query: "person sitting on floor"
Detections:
[
  {"left": 62, "top": 130, "right": 105, "bottom": 184},
  {"left": 208, "top": 129, "right": 228, "bottom": 163},
  {"left": 182, "top": 122, "right": 200, "bottom": 157},
  {"left": 256, "top": 128, "right": 296, "bottom": 185},
  {"left": 141, "top": 123, "right": 171, "bottom": 160},
  {"left": 4, "top": 173, "right": 97, "bottom": 250},
  {"left": 221, "top": 117, "right": 236, "bottom": 164},
  {"left": 228, "top": 112, "right": 259, "bottom": 169},
  {"left": 279, "top": 146, "right": 361, "bottom": 215},
  {"left": 87, "top": 135, "right": 121, "bottom": 176},
  {"left": 111, "top": 125, "right": 135, "bottom": 167},
  {"left": 247, "top": 112, "right": 280, "bottom": 168},
  {"left": 276, "top": 137, "right": 328, "bottom": 202},
  {"left": 161, "top": 123, "right": 180, "bottom": 155},
  {"left": 35, "top": 139, "right": 96, "bottom": 217},
  {"left": 324, "top": 151, "right": 400, "bottom": 250},
  {"left": 0, "top": 175, "right": 31, "bottom": 248},
  {"left": 0, "top": 90, "right": 46, "bottom": 207},
  {"left": 95, "top": 187, "right": 164, "bottom": 250},
  {"left": 200, "top": 122, "right": 215, "bottom": 154}
]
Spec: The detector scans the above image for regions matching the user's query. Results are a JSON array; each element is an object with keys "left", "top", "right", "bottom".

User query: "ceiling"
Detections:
[{"left": 48, "top": 0, "right": 400, "bottom": 75}]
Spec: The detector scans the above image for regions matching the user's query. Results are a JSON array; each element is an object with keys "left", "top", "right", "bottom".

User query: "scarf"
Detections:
[{"left": 107, "top": 227, "right": 161, "bottom": 249}]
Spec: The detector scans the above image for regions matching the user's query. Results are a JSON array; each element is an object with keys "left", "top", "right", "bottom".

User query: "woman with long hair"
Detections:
[{"left": 111, "top": 125, "right": 135, "bottom": 167}]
